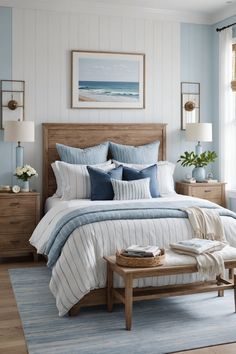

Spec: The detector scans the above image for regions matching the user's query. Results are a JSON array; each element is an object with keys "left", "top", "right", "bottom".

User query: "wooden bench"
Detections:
[{"left": 104, "top": 256, "right": 236, "bottom": 330}]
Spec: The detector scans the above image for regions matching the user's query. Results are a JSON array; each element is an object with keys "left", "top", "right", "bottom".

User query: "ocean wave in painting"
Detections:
[{"left": 78, "top": 81, "right": 139, "bottom": 102}]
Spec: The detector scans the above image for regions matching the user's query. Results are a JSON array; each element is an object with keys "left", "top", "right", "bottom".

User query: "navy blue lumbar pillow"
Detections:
[
  {"left": 87, "top": 165, "right": 123, "bottom": 200},
  {"left": 123, "top": 164, "right": 160, "bottom": 198}
]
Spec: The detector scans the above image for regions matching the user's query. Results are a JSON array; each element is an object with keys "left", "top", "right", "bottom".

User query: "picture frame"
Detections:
[
  {"left": 71, "top": 50, "right": 145, "bottom": 109},
  {"left": 181, "top": 82, "right": 200, "bottom": 130}
]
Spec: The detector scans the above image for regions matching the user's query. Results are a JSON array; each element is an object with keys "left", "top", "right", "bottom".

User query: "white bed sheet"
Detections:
[
  {"left": 32, "top": 195, "right": 236, "bottom": 316},
  {"left": 44, "top": 193, "right": 179, "bottom": 213},
  {"left": 44, "top": 196, "right": 62, "bottom": 213}
]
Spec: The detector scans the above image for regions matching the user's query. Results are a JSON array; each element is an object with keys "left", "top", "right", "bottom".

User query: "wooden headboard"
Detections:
[{"left": 43, "top": 123, "right": 167, "bottom": 202}]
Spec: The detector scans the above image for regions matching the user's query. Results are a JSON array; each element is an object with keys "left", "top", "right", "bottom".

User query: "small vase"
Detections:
[
  {"left": 21, "top": 180, "right": 30, "bottom": 192},
  {"left": 192, "top": 167, "right": 206, "bottom": 182}
]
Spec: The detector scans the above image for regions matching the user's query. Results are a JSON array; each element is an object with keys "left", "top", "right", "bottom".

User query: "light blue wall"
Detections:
[
  {"left": 181, "top": 23, "right": 214, "bottom": 124},
  {"left": 0, "top": 6, "right": 13, "bottom": 186},
  {"left": 180, "top": 23, "right": 214, "bottom": 177},
  {"left": 180, "top": 19, "right": 236, "bottom": 180}
]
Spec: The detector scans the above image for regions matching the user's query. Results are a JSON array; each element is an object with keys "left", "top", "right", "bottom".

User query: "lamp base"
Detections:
[
  {"left": 16, "top": 144, "right": 24, "bottom": 168},
  {"left": 195, "top": 141, "right": 202, "bottom": 156}
]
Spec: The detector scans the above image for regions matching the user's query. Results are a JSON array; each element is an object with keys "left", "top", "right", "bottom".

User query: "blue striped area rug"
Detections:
[{"left": 9, "top": 267, "right": 236, "bottom": 354}]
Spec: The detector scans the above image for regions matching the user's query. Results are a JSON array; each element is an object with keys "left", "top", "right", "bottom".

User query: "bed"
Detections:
[{"left": 30, "top": 123, "right": 236, "bottom": 317}]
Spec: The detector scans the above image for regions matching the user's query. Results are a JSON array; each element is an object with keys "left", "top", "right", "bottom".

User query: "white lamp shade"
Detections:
[
  {"left": 186, "top": 123, "right": 212, "bottom": 142},
  {"left": 4, "top": 121, "right": 35, "bottom": 142}
]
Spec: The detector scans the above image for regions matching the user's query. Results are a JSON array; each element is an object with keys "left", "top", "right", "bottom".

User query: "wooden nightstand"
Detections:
[
  {"left": 175, "top": 182, "right": 226, "bottom": 207},
  {"left": 0, "top": 192, "right": 40, "bottom": 260}
]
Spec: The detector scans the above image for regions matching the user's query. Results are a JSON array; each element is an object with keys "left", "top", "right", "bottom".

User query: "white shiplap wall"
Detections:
[{"left": 12, "top": 8, "right": 181, "bottom": 193}]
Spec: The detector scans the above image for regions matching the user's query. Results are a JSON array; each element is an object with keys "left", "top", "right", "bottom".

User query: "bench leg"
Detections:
[
  {"left": 33, "top": 252, "right": 39, "bottom": 262},
  {"left": 229, "top": 268, "right": 233, "bottom": 280},
  {"left": 216, "top": 275, "right": 224, "bottom": 297},
  {"left": 107, "top": 263, "right": 113, "bottom": 312},
  {"left": 124, "top": 274, "right": 133, "bottom": 331}
]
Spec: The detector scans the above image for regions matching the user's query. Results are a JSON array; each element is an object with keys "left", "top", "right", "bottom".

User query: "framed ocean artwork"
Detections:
[{"left": 71, "top": 51, "right": 145, "bottom": 109}]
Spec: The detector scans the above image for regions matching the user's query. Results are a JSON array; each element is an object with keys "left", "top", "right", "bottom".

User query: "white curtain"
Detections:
[{"left": 219, "top": 27, "right": 235, "bottom": 189}]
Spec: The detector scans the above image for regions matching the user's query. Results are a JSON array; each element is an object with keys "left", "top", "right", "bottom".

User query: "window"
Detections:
[{"left": 232, "top": 43, "right": 236, "bottom": 91}]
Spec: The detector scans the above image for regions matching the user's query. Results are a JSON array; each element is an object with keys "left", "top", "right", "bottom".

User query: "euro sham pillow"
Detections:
[
  {"left": 56, "top": 142, "right": 109, "bottom": 164},
  {"left": 113, "top": 159, "right": 175, "bottom": 196},
  {"left": 87, "top": 165, "right": 123, "bottom": 200},
  {"left": 109, "top": 141, "right": 160, "bottom": 164},
  {"left": 54, "top": 160, "right": 113, "bottom": 200},
  {"left": 111, "top": 178, "right": 152, "bottom": 200},
  {"left": 123, "top": 164, "right": 160, "bottom": 198},
  {"left": 156, "top": 161, "right": 175, "bottom": 196},
  {"left": 51, "top": 162, "right": 63, "bottom": 197}
]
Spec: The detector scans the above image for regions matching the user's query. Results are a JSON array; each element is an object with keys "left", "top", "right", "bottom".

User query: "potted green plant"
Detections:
[{"left": 177, "top": 151, "right": 217, "bottom": 182}]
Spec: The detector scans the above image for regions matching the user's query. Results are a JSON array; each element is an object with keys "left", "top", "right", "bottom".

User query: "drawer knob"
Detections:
[
  {"left": 9, "top": 220, "right": 20, "bottom": 225},
  {"left": 11, "top": 240, "right": 20, "bottom": 244},
  {"left": 10, "top": 202, "right": 20, "bottom": 207},
  {"left": 204, "top": 190, "right": 211, "bottom": 193}
]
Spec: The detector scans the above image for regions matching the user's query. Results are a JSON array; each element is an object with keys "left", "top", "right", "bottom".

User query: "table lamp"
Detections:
[
  {"left": 4, "top": 120, "right": 35, "bottom": 167},
  {"left": 186, "top": 123, "right": 212, "bottom": 156}
]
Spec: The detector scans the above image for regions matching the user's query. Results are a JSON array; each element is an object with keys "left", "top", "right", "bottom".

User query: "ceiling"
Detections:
[
  {"left": 0, "top": 0, "right": 235, "bottom": 23},
  {"left": 89, "top": 0, "right": 236, "bottom": 23},
  {"left": 91, "top": 0, "right": 235, "bottom": 15}
]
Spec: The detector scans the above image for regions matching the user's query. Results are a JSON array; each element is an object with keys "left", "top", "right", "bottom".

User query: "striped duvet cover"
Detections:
[{"left": 30, "top": 196, "right": 236, "bottom": 316}]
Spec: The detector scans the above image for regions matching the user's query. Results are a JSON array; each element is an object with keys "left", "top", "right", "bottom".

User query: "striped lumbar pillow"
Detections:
[{"left": 111, "top": 178, "right": 152, "bottom": 200}]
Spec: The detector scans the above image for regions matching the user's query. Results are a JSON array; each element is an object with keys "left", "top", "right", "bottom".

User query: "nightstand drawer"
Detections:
[
  {"left": 190, "top": 186, "right": 221, "bottom": 199},
  {"left": 0, "top": 234, "right": 33, "bottom": 251},
  {"left": 175, "top": 182, "right": 226, "bottom": 207},
  {"left": 0, "top": 216, "right": 35, "bottom": 234},
  {"left": 0, "top": 197, "right": 36, "bottom": 216},
  {"left": 0, "top": 192, "right": 40, "bottom": 260}
]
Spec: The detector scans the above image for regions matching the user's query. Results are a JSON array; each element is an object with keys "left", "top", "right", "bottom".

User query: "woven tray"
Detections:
[{"left": 116, "top": 248, "right": 165, "bottom": 268}]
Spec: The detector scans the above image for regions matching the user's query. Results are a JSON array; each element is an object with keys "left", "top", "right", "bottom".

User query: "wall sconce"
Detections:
[
  {"left": 181, "top": 82, "right": 200, "bottom": 130},
  {"left": 0, "top": 80, "right": 25, "bottom": 129}
]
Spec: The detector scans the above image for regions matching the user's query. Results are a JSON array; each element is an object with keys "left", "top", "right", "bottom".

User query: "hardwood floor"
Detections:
[
  {"left": 0, "top": 257, "right": 44, "bottom": 354},
  {"left": 0, "top": 258, "right": 235, "bottom": 354}
]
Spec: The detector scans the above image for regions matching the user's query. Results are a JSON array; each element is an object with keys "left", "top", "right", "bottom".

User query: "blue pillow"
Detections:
[
  {"left": 56, "top": 142, "right": 109, "bottom": 164},
  {"left": 123, "top": 164, "right": 160, "bottom": 198},
  {"left": 87, "top": 165, "right": 123, "bottom": 200},
  {"left": 109, "top": 141, "right": 160, "bottom": 164}
]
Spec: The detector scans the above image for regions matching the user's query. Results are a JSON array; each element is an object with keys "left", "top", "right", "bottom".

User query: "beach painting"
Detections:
[{"left": 71, "top": 51, "right": 145, "bottom": 108}]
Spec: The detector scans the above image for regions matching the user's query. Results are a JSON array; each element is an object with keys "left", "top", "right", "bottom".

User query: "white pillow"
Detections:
[
  {"left": 111, "top": 178, "right": 152, "bottom": 200},
  {"left": 53, "top": 160, "right": 113, "bottom": 200},
  {"left": 157, "top": 161, "right": 175, "bottom": 196},
  {"left": 112, "top": 159, "right": 175, "bottom": 196},
  {"left": 51, "top": 162, "right": 63, "bottom": 197}
]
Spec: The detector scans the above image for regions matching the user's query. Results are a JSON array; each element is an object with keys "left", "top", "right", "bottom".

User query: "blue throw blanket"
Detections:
[{"left": 45, "top": 200, "right": 236, "bottom": 267}]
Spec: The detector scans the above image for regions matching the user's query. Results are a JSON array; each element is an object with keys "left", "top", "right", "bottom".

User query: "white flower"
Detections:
[
  {"left": 14, "top": 164, "right": 37, "bottom": 179},
  {"left": 28, "top": 167, "right": 35, "bottom": 174}
]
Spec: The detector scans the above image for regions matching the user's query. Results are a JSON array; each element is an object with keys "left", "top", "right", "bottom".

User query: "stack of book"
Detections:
[
  {"left": 121, "top": 245, "right": 160, "bottom": 258},
  {"left": 170, "top": 238, "right": 225, "bottom": 255}
]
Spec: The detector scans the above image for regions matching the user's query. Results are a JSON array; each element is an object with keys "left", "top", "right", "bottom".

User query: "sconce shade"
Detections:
[
  {"left": 4, "top": 121, "right": 35, "bottom": 142},
  {"left": 186, "top": 123, "right": 212, "bottom": 142}
]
